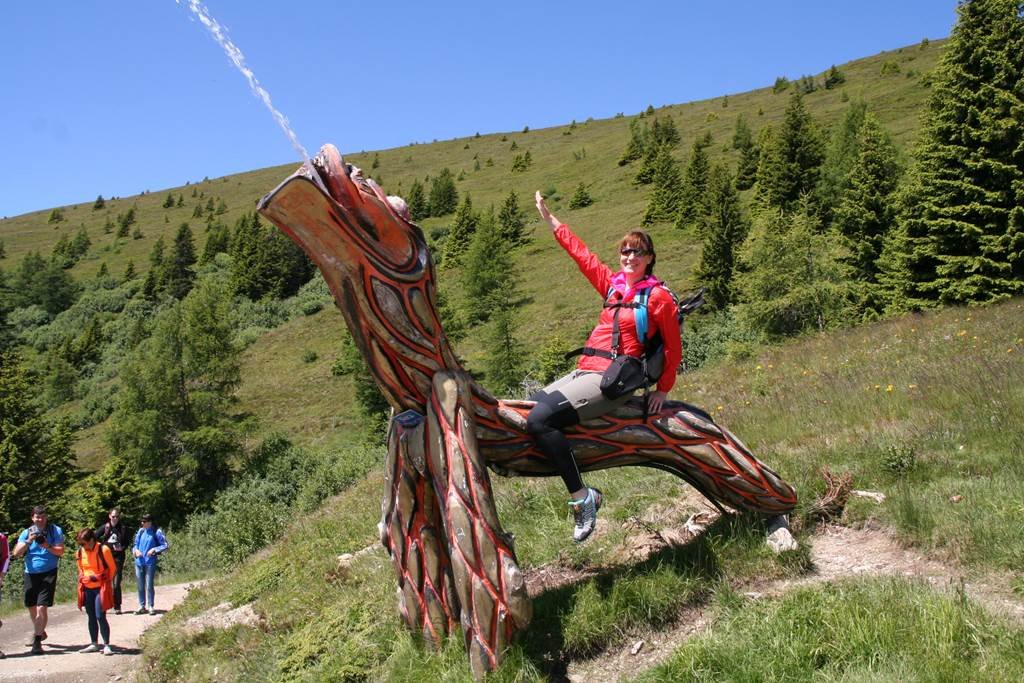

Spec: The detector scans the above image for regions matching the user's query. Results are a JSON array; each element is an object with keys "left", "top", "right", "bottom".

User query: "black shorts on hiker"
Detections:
[{"left": 24, "top": 569, "right": 58, "bottom": 607}]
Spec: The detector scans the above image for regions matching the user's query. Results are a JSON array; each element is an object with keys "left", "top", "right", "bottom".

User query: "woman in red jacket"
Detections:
[{"left": 530, "top": 191, "right": 681, "bottom": 543}]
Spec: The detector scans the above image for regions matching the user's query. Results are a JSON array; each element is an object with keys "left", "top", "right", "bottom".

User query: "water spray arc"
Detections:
[{"left": 176, "top": 0, "right": 308, "bottom": 161}]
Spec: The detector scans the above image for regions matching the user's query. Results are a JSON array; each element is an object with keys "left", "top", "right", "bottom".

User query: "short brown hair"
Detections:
[
  {"left": 618, "top": 230, "right": 656, "bottom": 276},
  {"left": 77, "top": 528, "right": 96, "bottom": 544}
]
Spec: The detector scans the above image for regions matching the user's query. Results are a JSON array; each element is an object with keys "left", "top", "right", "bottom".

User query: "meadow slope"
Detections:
[{"left": 136, "top": 299, "right": 1024, "bottom": 681}]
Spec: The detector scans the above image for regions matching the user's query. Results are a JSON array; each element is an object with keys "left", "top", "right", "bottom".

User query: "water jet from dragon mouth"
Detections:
[{"left": 176, "top": 0, "right": 308, "bottom": 161}]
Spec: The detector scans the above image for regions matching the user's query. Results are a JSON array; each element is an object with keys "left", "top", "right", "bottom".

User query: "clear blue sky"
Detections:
[{"left": 1, "top": 1, "right": 958, "bottom": 218}]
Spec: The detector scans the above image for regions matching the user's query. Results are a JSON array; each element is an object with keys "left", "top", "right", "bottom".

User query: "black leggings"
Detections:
[
  {"left": 526, "top": 390, "right": 584, "bottom": 493},
  {"left": 84, "top": 587, "right": 110, "bottom": 644}
]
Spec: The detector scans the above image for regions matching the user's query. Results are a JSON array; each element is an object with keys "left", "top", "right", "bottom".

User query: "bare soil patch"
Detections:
[
  {"left": 0, "top": 582, "right": 195, "bottom": 683},
  {"left": 564, "top": 523, "right": 1024, "bottom": 682}
]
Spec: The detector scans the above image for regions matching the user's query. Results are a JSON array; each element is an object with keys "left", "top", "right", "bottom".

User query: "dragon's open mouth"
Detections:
[
  {"left": 258, "top": 142, "right": 395, "bottom": 217},
  {"left": 311, "top": 143, "right": 405, "bottom": 221},
  {"left": 258, "top": 142, "right": 417, "bottom": 267}
]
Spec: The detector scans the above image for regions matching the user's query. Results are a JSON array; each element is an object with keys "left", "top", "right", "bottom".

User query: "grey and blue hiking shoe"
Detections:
[{"left": 569, "top": 488, "right": 603, "bottom": 543}]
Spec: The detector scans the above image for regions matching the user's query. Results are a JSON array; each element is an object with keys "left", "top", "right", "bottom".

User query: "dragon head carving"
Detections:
[{"left": 258, "top": 144, "right": 461, "bottom": 413}]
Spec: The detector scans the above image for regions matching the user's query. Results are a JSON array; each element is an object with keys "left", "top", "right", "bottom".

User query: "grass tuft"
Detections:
[{"left": 639, "top": 577, "right": 1024, "bottom": 682}]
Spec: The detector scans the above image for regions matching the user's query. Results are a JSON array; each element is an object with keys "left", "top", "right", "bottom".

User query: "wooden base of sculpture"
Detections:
[{"left": 381, "top": 372, "right": 531, "bottom": 673}]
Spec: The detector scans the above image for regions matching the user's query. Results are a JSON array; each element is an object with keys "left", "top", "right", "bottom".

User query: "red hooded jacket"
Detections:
[{"left": 555, "top": 223, "right": 681, "bottom": 393}]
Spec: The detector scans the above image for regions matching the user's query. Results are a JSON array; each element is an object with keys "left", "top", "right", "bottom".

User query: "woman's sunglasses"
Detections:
[{"left": 620, "top": 248, "right": 649, "bottom": 257}]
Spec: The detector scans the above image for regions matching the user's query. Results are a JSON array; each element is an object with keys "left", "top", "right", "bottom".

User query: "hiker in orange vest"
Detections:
[{"left": 75, "top": 528, "right": 116, "bottom": 655}]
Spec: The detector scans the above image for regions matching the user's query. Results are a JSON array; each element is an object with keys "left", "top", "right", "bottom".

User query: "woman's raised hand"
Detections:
[{"left": 535, "top": 190, "right": 560, "bottom": 231}]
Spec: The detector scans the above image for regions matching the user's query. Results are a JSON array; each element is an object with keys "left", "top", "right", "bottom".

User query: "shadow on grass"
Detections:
[{"left": 516, "top": 514, "right": 757, "bottom": 679}]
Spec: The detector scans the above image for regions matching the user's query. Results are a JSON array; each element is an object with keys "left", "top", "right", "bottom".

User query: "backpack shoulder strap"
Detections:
[{"left": 633, "top": 287, "right": 653, "bottom": 345}]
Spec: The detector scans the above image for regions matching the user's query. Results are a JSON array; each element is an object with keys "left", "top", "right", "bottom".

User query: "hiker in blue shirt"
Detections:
[
  {"left": 10, "top": 505, "right": 65, "bottom": 655},
  {"left": 131, "top": 514, "right": 168, "bottom": 615}
]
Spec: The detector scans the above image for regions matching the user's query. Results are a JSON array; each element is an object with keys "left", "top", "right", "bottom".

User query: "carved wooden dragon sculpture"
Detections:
[{"left": 257, "top": 144, "right": 796, "bottom": 677}]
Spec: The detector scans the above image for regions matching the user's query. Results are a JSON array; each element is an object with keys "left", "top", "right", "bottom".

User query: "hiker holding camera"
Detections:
[
  {"left": 11, "top": 505, "right": 65, "bottom": 655},
  {"left": 529, "top": 191, "right": 682, "bottom": 543}
]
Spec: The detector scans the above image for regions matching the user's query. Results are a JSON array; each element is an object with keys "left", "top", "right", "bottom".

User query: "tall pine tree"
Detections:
[
  {"left": 755, "top": 91, "right": 824, "bottom": 211},
  {"left": 643, "top": 147, "right": 684, "bottom": 225},
  {"left": 482, "top": 296, "right": 526, "bottom": 396},
  {"left": 441, "top": 193, "right": 477, "bottom": 268},
  {"left": 833, "top": 113, "right": 901, "bottom": 312},
  {"left": 406, "top": 179, "right": 428, "bottom": 221},
  {"left": 881, "top": 0, "right": 1024, "bottom": 308},
  {"left": 618, "top": 119, "right": 647, "bottom": 166},
  {"left": 733, "top": 114, "right": 759, "bottom": 190},
  {"left": 200, "top": 221, "right": 231, "bottom": 265},
  {"left": 229, "top": 212, "right": 310, "bottom": 299},
  {"left": 649, "top": 116, "right": 681, "bottom": 149},
  {"left": 734, "top": 203, "right": 851, "bottom": 339},
  {"left": 817, "top": 101, "right": 868, "bottom": 224},
  {"left": 163, "top": 223, "right": 197, "bottom": 300},
  {"left": 0, "top": 352, "right": 77, "bottom": 530},
  {"left": 461, "top": 207, "right": 511, "bottom": 325},
  {"left": 107, "top": 278, "right": 240, "bottom": 521},
  {"left": 696, "top": 164, "right": 749, "bottom": 310},
  {"left": 675, "top": 137, "right": 712, "bottom": 231},
  {"left": 497, "top": 190, "right": 528, "bottom": 246},
  {"left": 428, "top": 168, "right": 459, "bottom": 216}
]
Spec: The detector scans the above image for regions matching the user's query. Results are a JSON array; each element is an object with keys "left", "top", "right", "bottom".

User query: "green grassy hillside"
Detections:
[
  {"left": 137, "top": 298, "right": 1024, "bottom": 681},
  {"left": 1, "top": 39, "right": 945, "bottom": 462},
  {"left": 1, "top": 39, "right": 942, "bottom": 291}
]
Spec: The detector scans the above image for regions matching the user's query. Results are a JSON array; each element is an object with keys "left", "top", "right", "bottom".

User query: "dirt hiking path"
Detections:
[
  {"left": 566, "top": 523, "right": 1024, "bottom": 682},
  {"left": 0, "top": 582, "right": 194, "bottom": 682}
]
